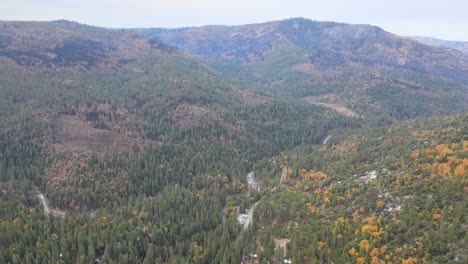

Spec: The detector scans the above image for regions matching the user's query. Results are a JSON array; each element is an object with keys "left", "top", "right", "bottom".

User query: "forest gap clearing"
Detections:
[{"left": 304, "top": 94, "right": 360, "bottom": 118}]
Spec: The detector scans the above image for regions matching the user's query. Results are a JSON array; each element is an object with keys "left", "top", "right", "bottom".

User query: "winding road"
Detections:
[
  {"left": 37, "top": 193, "right": 65, "bottom": 217},
  {"left": 243, "top": 172, "right": 261, "bottom": 229},
  {"left": 280, "top": 166, "right": 287, "bottom": 187},
  {"left": 243, "top": 201, "right": 259, "bottom": 230}
]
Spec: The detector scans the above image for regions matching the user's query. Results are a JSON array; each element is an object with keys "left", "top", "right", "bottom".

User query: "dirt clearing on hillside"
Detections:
[
  {"left": 304, "top": 94, "right": 360, "bottom": 118},
  {"left": 274, "top": 239, "right": 291, "bottom": 255},
  {"left": 52, "top": 114, "right": 153, "bottom": 154},
  {"left": 52, "top": 115, "right": 117, "bottom": 152},
  {"left": 235, "top": 88, "right": 270, "bottom": 105}
]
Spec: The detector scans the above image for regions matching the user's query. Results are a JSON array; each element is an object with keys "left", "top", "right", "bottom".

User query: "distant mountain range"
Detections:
[
  {"left": 140, "top": 19, "right": 468, "bottom": 80},
  {"left": 409, "top": 36, "right": 468, "bottom": 54},
  {"left": 139, "top": 18, "right": 468, "bottom": 120},
  {"left": 0, "top": 18, "right": 467, "bottom": 122},
  {"left": 0, "top": 20, "right": 175, "bottom": 70}
]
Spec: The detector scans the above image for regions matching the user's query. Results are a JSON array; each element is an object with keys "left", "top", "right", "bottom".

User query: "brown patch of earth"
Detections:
[
  {"left": 269, "top": 79, "right": 285, "bottom": 87},
  {"left": 52, "top": 113, "right": 151, "bottom": 153},
  {"left": 50, "top": 114, "right": 152, "bottom": 170},
  {"left": 290, "top": 63, "right": 317, "bottom": 74},
  {"left": 53, "top": 115, "right": 116, "bottom": 152},
  {"left": 274, "top": 238, "right": 291, "bottom": 255},
  {"left": 304, "top": 93, "right": 360, "bottom": 118},
  {"left": 329, "top": 139, "right": 358, "bottom": 157},
  {"left": 173, "top": 104, "right": 221, "bottom": 130},
  {"left": 47, "top": 114, "right": 153, "bottom": 209},
  {"left": 235, "top": 88, "right": 270, "bottom": 106}
]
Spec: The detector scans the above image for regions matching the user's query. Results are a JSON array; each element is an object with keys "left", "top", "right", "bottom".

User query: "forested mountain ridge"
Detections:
[
  {"left": 0, "top": 19, "right": 466, "bottom": 263},
  {"left": 0, "top": 19, "right": 355, "bottom": 199},
  {"left": 0, "top": 19, "right": 248, "bottom": 138},
  {"left": 142, "top": 18, "right": 467, "bottom": 78},
  {"left": 0, "top": 20, "right": 176, "bottom": 69},
  {"left": 141, "top": 18, "right": 468, "bottom": 122}
]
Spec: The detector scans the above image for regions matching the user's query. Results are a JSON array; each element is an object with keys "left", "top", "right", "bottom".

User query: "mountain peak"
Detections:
[
  {"left": 140, "top": 19, "right": 467, "bottom": 118},
  {"left": 142, "top": 19, "right": 467, "bottom": 80},
  {"left": 53, "top": 19, "right": 78, "bottom": 24}
]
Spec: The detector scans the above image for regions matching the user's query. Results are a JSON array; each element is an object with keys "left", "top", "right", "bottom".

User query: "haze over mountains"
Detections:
[
  {"left": 409, "top": 36, "right": 468, "bottom": 54},
  {"left": 142, "top": 18, "right": 467, "bottom": 77},
  {"left": 0, "top": 17, "right": 467, "bottom": 264}
]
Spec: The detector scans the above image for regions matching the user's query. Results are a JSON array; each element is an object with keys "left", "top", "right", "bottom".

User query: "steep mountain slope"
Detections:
[
  {"left": 410, "top": 36, "right": 468, "bottom": 54},
  {"left": 141, "top": 18, "right": 468, "bottom": 121},
  {"left": 0, "top": 20, "right": 247, "bottom": 138}
]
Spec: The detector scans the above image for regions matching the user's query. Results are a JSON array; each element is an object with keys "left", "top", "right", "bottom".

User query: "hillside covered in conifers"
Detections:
[{"left": 0, "top": 19, "right": 466, "bottom": 263}]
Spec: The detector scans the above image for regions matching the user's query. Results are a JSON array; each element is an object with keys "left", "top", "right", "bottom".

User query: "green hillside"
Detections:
[
  {"left": 0, "top": 19, "right": 466, "bottom": 264},
  {"left": 248, "top": 114, "right": 467, "bottom": 263}
]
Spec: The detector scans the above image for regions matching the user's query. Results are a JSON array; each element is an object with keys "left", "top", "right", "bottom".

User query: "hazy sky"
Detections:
[{"left": 1, "top": 0, "right": 467, "bottom": 41}]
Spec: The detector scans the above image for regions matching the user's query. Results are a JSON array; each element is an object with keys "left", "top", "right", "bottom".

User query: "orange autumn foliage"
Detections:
[
  {"left": 413, "top": 140, "right": 467, "bottom": 179},
  {"left": 349, "top": 247, "right": 357, "bottom": 256},
  {"left": 369, "top": 248, "right": 379, "bottom": 257},
  {"left": 380, "top": 245, "right": 388, "bottom": 255},
  {"left": 402, "top": 257, "right": 418, "bottom": 264},
  {"left": 317, "top": 241, "right": 326, "bottom": 250},
  {"left": 454, "top": 160, "right": 467, "bottom": 177},
  {"left": 377, "top": 200, "right": 385, "bottom": 208},
  {"left": 306, "top": 203, "right": 317, "bottom": 214},
  {"left": 359, "top": 240, "right": 370, "bottom": 253},
  {"left": 432, "top": 208, "right": 443, "bottom": 220},
  {"left": 371, "top": 256, "right": 384, "bottom": 264},
  {"left": 300, "top": 169, "right": 329, "bottom": 182},
  {"left": 356, "top": 257, "right": 366, "bottom": 264}
]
